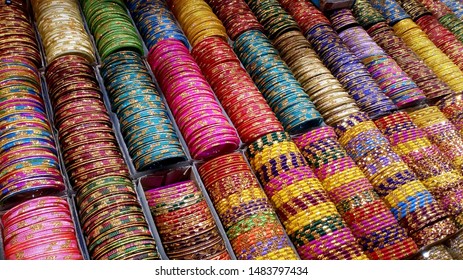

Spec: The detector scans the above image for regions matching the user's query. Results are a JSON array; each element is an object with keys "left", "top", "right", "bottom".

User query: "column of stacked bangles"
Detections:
[
  {"left": 30, "top": 0, "right": 159, "bottom": 260},
  {"left": 396, "top": 0, "right": 463, "bottom": 72},
  {"left": 128, "top": 0, "right": 241, "bottom": 162},
  {"left": 375, "top": 112, "right": 463, "bottom": 227},
  {"left": 0, "top": 1, "right": 82, "bottom": 260},
  {"left": 294, "top": 126, "right": 417, "bottom": 259},
  {"left": 80, "top": 0, "right": 189, "bottom": 171},
  {"left": 70, "top": 0, "right": 188, "bottom": 172},
  {"left": 145, "top": 180, "right": 231, "bottom": 260},
  {"left": 198, "top": 153, "right": 299, "bottom": 260},
  {"left": 330, "top": 9, "right": 427, "bottom": 109}
]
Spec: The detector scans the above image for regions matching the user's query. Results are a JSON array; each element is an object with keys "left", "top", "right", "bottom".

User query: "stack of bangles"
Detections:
[
  {"left": 391, "top": 19, "right": 463, "bottom": 93},
  {"left": 417, "top": 244, "right": 454, "bottom": 260},
  {"left": 415, "top": 14, "right": 463, "bottom": 71},
  {"left": 436, "top": 93, "right": 463, "bottom": 138},
  {"left": 272, "top": 29, "right": 361, "bottom": 126},
  {"left": 334, "top": 112, "right": 457, "bottom": 247},
  {"left": 418, "top": 0, "right": 452, "bottom": 19},
  {"left": 370, "top": 0, "right": 463, "bottom": 93},
  {"left": 45, "top": 55, "right": 159, "bottom": 260},
  {"left": 409, "top": 107, "right": 463, "bottom": 179},
  {"left": 332, "top": 9, "right": 427, "bottom": 109},
  {"left": 279, "top": 1, "right": 397, "bottom": 120},
  {"left": 30, "top": 0, "right": 95, "bottom": 64},
  {"left": 80, "top": 0, "right": 144, "bottom": 60},
  {"left": 440, "top": 0, "right": 463, "bottom": 20},
  {"left": 145, "top": 180, "right": 231, "bottom": 260},
  {"left": 369, "top": 0, "right": 411, "bottom": 25},
  {"left": 246, "top": 132, "right": 368, "bottom": 260},
  {"left": 438, "top": 14, "right": 463, "bottom": 46},
  {"left": 100, "top": 51, "right": 187, "bottom": 171},
  {"left": 1, "top": 197, "right": 83, "bottom": 260},
  {"left": 191, "top": 37, "right": 284, "bottom": 144},
  {"left": 447, "top": 231, "right": 463, "bottom": 259},
  {"left": 294, "top": 126, "right": 417, "bottom": 259},
  {"left": 0, "top": 2, "right": 66, "bottom": 209},
  {"left": 0, "top": 1, "right": 41, "bottom": 66},
  {"left": 353, "top": 0, "right": 455, "bottom": 102},
  {"left": 167, "top": 0, "right": 227, "bottom": 48},
  {"left": 147, "top": 39, "right": 240, "bottom": 160},
  {"left": 375, "top": 112, "right": 463, "bottom": 224},
  {"left": 244, "top": 0, "right": 300, "bottom": 40},
  {"left": 198, "top": 152, "right": 299, "bottom": 260},
  {"left": 125, "top": 0, "right": 190, "bottom": 51},
  {"left": 233, "top": 29, "right": 323, "bottom": 133},
  {"left": 173, "top": 0, "right": 283, "bottom": 144},
  {"left": 420, "top": 0, "right": 463, "bottom": 46},
  {"left": 395, "top": 0, "right": 431, "bottom": 21},
  {"left": 206, "top": 0, "right": 265, "bottom": 41}
]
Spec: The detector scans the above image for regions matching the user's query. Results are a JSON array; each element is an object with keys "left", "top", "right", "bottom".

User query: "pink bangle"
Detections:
[
  {"left": 168, "top": 88, "right": 216, "bottom": 109},
  {"left": 28, "top": 252, "right": 84, "bottom": 260},
  {"left": 4, "top": 227, "right": 77, "bottom": 251},
  {"left": 294, "top": 127, "right": 337, "bottom": 146},
  {"left": 187, "top": 125, "right": 237, "bottom": 147},
  {"left": 6, "top": 237, "right": 81, "bottom": 260},
  {"left": 165, "top": 82, "right": 213, "bottom": 103},
  {"left": 192, "top": 139, "right": 240, "bottom": 160},
  {"left": 3, "top": 220, "right": 76, "bottom": 244},
  {"left": 175, "top": 105, "right": 224, "bottom": 126},
  {"left": 297, "top": 227, "right": 351, "bottom": 256},
  {"left": 1, "top": 196, "right": 68, "bottom": 224},
  {"left": 161, "top": 72, "right": 208, "bottom": 93},
  {"left": 3, "top": 209, "right": 71, "bottom": 235},
  {"left": 184, "top": 116, "right": 232, "bottom": 145},
  {"left": 148, "top": 40, "right": 188, "bottom": 71}
]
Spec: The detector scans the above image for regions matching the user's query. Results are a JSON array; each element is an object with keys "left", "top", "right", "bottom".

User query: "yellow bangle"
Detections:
[
  {"left": 252, "top": 142, "right": 300, "bottom": 167},
  {"left": 271, "top": 178, "right": 325, "bottom": 206},
  {"left": 284, "top": 202, "right": 338, "bottom": 234},
  {"left": 353, "top": 254, "right": 369, "bottom": 260},
  {"left": 321, "top": 168, "right": 365, "bottom": 192},
  {"left": 393, "top": 138, "right": 433, "bottom": 155},
  {"left": 422, "top": 171, "right": 462, "bottom": 190},
  {"left": 370, "top": 162, "right": 409, "bottom": 186}
]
